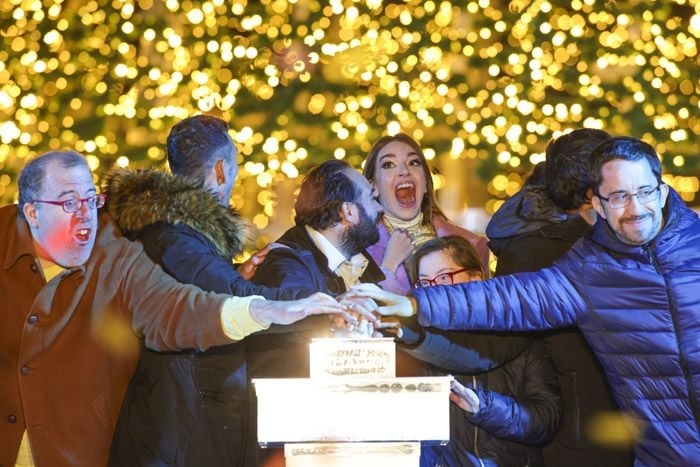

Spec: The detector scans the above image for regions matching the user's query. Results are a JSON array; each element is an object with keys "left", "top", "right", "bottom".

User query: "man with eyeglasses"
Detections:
[
  {"left": 351, "top": 136, "right": 700, "bottom": 465},
  {"left": 0, "top": 150, "right": 351, "bottom": 466}
]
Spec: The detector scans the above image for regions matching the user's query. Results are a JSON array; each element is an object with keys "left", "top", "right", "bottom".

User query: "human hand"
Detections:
[
  {"left": 238, "top": 245, "right": 272, "bottom": 280},
  {"left": 337, "top": 293, "right": 381, "bottom": 323},
  {"left": 450, "top": 378, "right": 481, "bottom": 414},
  {"left": 374, "top": 316, "right": 403, "bottom": 339},
  {"left": 330, "top": 293, "right": 382, "bottom": 337},
  {"left": 250, "top": 292, "right": 353, "bottom": 327},
  {"left": 330, "top": 315, "right": 381, "bottom": 338},
  {"left": 381, "top": 229, "right": 415, "bottom": 273},
  {"left": 375, "top": 315, "right": 426, "bottom": 345},
  {"left": 347, "top": 283, "right": 416, "bottom": 317}
]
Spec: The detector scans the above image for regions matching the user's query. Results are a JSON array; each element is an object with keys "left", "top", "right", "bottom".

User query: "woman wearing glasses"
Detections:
[
  {"left": 362, "top": 133, "right": 490, "bottom": 296},
  {"left": 396, "top": 236, "right": 562, "bottom": 467}
]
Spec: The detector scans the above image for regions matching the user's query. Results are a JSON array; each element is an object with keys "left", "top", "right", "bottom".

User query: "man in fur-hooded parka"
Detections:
[{"left": 106, "top": 116, "right": 312, "bottom": 467}]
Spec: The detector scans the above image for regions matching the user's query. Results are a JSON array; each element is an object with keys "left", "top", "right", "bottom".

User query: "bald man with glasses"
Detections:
[{"left": 0, "top": 150, "right": 352, "bottom": 466}]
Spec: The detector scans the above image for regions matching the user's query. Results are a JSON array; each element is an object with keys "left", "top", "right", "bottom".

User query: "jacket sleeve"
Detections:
[
  {"left": 403, "top": 329, "right": 532, "bottom": 373},
  {"left": 413, "top": 261, "right": 585, "bottom": 332},
  {"left": 468, "top": 341, "right": 563, "bottom": 444},
  {"left": 250, "top": 248, "right": 329, "bottom": 335},
  {"left": 110, "top": 236, "right": 234, "bottom": 352},
  {"left": 145, "top": 224, "right": 314, "bottom": 300},
  {"left": 252, "top": 248, "right": 322, "bottom": 290}
]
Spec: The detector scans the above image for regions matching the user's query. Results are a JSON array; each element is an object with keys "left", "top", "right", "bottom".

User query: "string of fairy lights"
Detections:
[{"left": 1, "top": 0, "right": 699, "bottom": 232}]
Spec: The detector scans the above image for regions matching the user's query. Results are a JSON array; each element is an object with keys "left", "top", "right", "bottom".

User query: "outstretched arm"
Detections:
[
  {"left": 245, "top": 293, "right": 354, "bottom": 327},
  {"left": 116, "top": 236, "right": 350, "bottom": 350},
  {"left": 351, "top": 262, "right": 585, "bottom": 333},
  {"left": 413, "top": 267, "right": 583, "bottom": 332},
  {"left": 403, "top": 327, "right": 532, "bottom": 373}
]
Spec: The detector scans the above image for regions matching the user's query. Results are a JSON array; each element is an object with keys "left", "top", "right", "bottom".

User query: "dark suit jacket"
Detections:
[{"left": 248, "top": 224, "right": 385, "bottom": 379}]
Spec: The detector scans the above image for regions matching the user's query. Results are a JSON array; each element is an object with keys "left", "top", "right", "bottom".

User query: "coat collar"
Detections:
[
  {"left": 103, "top": 169, "right": 245, "bottom": 258},
  {"left": 1, "top": 205, "right": 37, "bottom": 270},
  {"left": 277, "top": 224, "right": 385, "bottom": 286}
]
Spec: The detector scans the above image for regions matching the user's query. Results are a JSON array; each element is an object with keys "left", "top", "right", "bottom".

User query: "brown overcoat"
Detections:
[{"left": 0, "top": 205, "right": 233, "bottom": 467}]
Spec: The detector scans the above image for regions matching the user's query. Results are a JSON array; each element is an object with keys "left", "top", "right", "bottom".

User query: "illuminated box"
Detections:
[
  {"left": 253, "top": 376, "right": 451, "bottom": 445},
  {"left": 309, "top": 337, "right": 396, "bottom": 379},
  {"left": 285, "top": 442, "right": 420, "bottom": 467}
]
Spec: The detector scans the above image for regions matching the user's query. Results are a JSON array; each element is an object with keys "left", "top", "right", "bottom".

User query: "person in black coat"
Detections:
[
  {"left": 486, "top": 128, "right": 633, "bottom": 466},
  {"left": 247, "top": 159, "right": 385, "bottom": 465},
  {"left": 106, "top": 115, "right": 316, "bottom": 467},
  {"left": 248, "top": 159, "right": 386, "bottom": 380},
  {"left": 389, "top": 236, "right": 562, "bottom": 466}
]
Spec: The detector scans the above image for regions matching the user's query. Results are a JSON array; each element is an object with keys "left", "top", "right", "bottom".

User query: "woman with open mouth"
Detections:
[{"left": 362, "top": 132, "right": 490, "bottom": 295}]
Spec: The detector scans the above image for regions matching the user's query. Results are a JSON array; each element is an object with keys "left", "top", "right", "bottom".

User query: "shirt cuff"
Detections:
[{"left": 220, "top": 295, "right": 270, "bottom": 340}]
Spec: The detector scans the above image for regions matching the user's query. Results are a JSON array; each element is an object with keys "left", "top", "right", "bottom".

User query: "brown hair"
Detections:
[{"left": 294, "top": 159, "right": 359, "bottom": 230}]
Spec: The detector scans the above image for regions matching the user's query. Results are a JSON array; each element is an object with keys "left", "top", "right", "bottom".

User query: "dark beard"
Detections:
[{"left": 340, "top": 204, "right": 380, "bottom": 257}]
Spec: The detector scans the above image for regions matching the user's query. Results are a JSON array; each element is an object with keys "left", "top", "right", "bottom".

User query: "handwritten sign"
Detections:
[{"left": 309, "top": 338, "right": 396, "bottom": 379}]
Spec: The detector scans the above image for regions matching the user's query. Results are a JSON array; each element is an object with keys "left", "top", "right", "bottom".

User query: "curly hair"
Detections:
[{"left": 544, "top": 128, "right": 610, "bottom": 210}]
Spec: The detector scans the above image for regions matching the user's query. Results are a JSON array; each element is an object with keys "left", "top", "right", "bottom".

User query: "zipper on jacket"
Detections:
[
  {"left": 471, "top": 375, "right": 486, "bottom": 467},
  {"left": 647, "top": 245, "right": 700, "bottom": 436}
]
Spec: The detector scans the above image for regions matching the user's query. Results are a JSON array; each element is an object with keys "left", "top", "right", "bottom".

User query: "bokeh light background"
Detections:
[{"left": 1, "top": 0, "right": 699, "bottom": 244}]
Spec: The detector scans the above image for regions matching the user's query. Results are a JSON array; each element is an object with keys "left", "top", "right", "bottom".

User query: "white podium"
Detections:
[{"left": 253, "top": 338, "right": 451, "bottom": 465}]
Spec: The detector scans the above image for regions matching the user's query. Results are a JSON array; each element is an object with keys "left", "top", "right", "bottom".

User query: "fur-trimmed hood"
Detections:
[{"left": 103, "top": 169, "right": 245, "bottom": 258}]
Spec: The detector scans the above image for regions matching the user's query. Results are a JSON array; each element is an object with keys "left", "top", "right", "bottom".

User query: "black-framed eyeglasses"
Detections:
[
  {"left": 596, "top": 185, "right": 662, "bottom": 209},
  {"left": 414, "top": 268, "right": 469, "bottom": 288},
  {"left": 31, "top": 194, "right": 107, "bottom": 213}
]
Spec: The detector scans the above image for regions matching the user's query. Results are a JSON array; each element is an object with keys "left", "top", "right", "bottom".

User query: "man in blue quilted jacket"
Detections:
[{"left": 355, "top": 136, "right": 700, "bottom": 465}]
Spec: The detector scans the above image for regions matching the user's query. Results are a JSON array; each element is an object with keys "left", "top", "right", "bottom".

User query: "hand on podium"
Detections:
[
  {"left": 376, "top": 315, "right": 424, "bottom": 345},
  {"left": 249, "top": 292, "right": 351, "bottom": 327},
  {"left": 331, "top": 293, "right": 382, "bottom": 338},
  {"left": 347, "top": 283, "right": 417, "bottom": 317},
  {"left": 450, "top": 378, "right": 481, "bottom": 414}
]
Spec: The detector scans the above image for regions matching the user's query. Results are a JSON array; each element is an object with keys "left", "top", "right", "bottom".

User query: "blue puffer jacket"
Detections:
[{"left": 412, "top": 190, "right": 700, "bottom": 466}]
